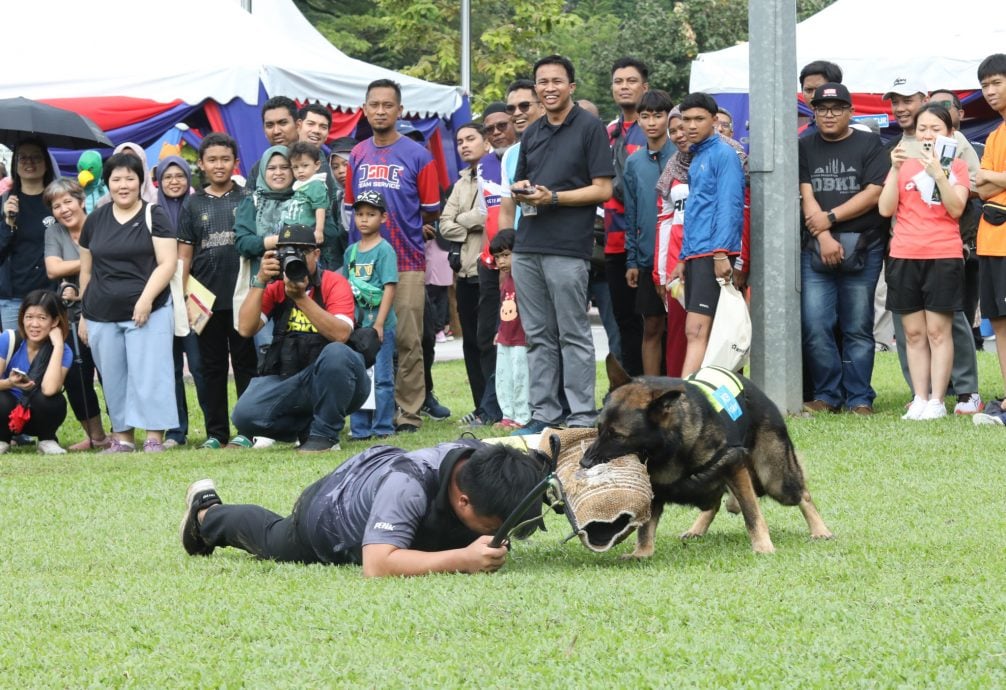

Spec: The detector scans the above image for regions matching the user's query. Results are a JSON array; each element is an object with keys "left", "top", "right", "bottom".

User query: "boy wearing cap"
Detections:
[
  {"left": 798, "top": 82, "right": 889, "bottom": 415},
  {"left": 232, "top": 223, "right": 369, "bottom": 452},
  {"left": 882, "top": 76, "right": 983, "bottom": 415},
  {"left": 343, "top": 191, "right": 398, "bottom": 440}
]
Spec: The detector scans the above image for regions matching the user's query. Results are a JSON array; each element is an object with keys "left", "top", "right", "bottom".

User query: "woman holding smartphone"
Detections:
[
  {"left": 879, "top": 104, "right": 969, "bottom": 421},
  {"left": 0, "top": 290, "right": 73, "bottom": 454}
]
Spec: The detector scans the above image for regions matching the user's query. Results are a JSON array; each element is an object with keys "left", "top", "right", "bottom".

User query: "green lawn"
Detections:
[{"left": 3, "top": 353, "right": 1006, "bottom": 687}]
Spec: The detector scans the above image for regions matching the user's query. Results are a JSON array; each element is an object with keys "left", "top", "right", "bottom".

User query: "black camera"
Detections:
[{"left": 276, "top": 246, "right": 309, "bottom": 282}]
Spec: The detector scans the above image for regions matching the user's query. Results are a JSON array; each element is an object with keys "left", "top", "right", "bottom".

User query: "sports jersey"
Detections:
[
  {"left": 977, "top": 122, "right": 1006, "bottom": 256},
  {"left": 345, "top": 136, "right": 441, "bottom": 272}
]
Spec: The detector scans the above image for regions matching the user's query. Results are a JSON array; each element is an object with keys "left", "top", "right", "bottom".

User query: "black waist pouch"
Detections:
[{"left": 983, "top": 202, "right": 1006, "bottom": 227}]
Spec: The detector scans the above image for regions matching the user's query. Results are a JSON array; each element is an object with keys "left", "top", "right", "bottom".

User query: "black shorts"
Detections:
[
  {"left": 635, "top": 266, "right": 666, "bottom": 317},
  {"left": 885, "top": 257, "right": 963, "bottom": 313},
  {"left": 979, "top": 256, "right": 1006, "bottom": 319},
  {"left": 684, "top": 255, "right": 733, "bottom": 316}
]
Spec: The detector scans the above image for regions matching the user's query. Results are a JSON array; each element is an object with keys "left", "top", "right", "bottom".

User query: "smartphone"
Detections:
[
  {"left": 922, "top": 142, "right": 933, "bottom": 153},
  {"left": 512, "top": 185, "right": 536, "bottom": 196},
  {"left": 11, "top": 367, "right": 27, "bottom": 378}
]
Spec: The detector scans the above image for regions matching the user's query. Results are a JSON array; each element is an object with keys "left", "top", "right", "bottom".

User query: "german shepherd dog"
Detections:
[{"left": 581, "top": 356, "right": 832, "bottom": 555}]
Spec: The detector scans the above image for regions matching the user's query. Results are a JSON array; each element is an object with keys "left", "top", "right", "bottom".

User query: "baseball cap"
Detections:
[
  {"left": 352, "top": 190, "right": 386, "bottom": 212},
  {"left": 276, "top": 224, "right": 317, "bottom": 247},
  {"left": 395, "top": 120, "right": 425, "bottom": 142},
  {"left": 810, "top": 82, "right": 852, "bottom": 107},
  {"left": 883, "top": 76, "right": 927, "bottom": 100},
  {"left": 329, "top": 136, "right": 356, "bottom": 161}
]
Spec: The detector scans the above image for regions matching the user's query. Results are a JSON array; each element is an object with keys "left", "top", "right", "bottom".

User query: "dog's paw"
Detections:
[
  {"left": 810, "top": 529, "right": 834, "bottom": 540},
  {"left": 621, "top": 549, "right": 654, "bottom": 560},
  {"left": 679, "top": 530, "right": 704, "bottom": 540},
  {"left": 752, "top": 541, "right": 776, "bottom": 554}
]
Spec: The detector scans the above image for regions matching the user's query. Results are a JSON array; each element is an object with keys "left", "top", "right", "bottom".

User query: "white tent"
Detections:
[
  {"left": 690, "top": 0, "right": 1006, "bottom": 94},
  {"left": 2, "top": 0, "right": 464, "bottom": 118}
]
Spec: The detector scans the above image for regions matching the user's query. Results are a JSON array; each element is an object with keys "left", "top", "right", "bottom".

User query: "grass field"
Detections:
[{"left": 3, "top": 352, "right": 1006, "bottom": 688}]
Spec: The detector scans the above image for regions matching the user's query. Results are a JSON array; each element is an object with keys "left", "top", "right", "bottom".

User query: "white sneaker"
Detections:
[
  {"left": 252, "top": 436, "right": 276, "bottom": 449},
  {"left": 902, "top": 397, "right": 927, "bottom": 420},
  {"left": 954, "top": 393, "right": 982, "bottom": 415},
  {"left": 38, "top": 440, "right": 67, "bottom": 455},
  {"left": 0, "top": 441, "right": 9, "bottom": 454},
  {"left": 919, "top": 399, "right": 947, "bottom": 420}
]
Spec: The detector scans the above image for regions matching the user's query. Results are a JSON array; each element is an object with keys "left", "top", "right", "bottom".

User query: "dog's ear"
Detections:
[
  {"left": 647, "top": 386, "right": 686, "bottom": 423},
  {"left": 606, "top": 353, "right": 632, "bottom": 390}
]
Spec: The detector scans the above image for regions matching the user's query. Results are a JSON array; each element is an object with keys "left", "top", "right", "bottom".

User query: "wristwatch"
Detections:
[
  {"left": 551, "top": 190, "right": 559, "bottom": 207},
  {"left": 826, "top": 211, "right": 837, "bottom": 225},
  {"left": 250, "top": 276, "right": 268, "bottom": 289}
]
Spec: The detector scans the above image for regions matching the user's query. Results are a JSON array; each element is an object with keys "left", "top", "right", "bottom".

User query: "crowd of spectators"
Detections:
[{"left": 3, "top": 50, "right": 1006, "bottom": 455}]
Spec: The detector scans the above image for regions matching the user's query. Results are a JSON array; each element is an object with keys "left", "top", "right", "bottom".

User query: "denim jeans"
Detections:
[
  {"left": 800, "top": 240, "right": 884, "bottom": 408},
  {"left": 232, "top": 342, "right": 369, "bottom": 442},
  {"left": 350, "top": 326, "right": 395, "bottom": 439},
  {"left": 0, "top": 299, "right": 22, "bottom": 332}
]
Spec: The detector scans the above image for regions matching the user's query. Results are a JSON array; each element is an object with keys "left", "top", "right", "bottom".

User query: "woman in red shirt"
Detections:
[{"left": 879, "top": 104, "right": 970, "bottom": 421}]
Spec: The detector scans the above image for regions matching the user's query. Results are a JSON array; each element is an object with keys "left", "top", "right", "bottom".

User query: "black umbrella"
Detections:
[{"left": 0, "top": 97, "right": 113, "bottom": 149}]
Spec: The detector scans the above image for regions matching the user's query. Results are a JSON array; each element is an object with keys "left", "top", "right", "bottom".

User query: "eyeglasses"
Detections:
[
  {"left": 484, "top": 122, "right": 511, "bottom": 134},
  {"left": 813, "top": 105, "right": 851, "bottom": 116},
  {"left": 17, "top": 154, "right": 44, "bottom": 164},
  {"left": 161, "top": 173, "right": 188, "bottom": 182},
  {"left": 505, "top": 101, "right": 537, "bottom": 115}
]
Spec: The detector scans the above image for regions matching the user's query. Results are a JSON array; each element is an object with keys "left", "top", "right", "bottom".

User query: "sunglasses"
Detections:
[
  {"left": 485, "top": 122, "right": 511, "bottom": 134},
  {"left": 505, "top": 101, "right": 537, "bottom": 115}
]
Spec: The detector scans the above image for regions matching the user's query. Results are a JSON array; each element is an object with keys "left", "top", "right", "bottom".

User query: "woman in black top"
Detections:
[{"left": 78, "top": 153, "right": 179, "bottom": 453}]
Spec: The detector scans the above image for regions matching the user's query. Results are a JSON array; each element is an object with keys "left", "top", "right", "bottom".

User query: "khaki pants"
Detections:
[{"left": 394, "top": 271, "right": 426, "bottom": 428}]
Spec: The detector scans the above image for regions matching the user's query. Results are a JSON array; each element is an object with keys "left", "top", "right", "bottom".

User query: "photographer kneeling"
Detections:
[{"left": 232, "top": 224, "right": 369, "bottom": 452}]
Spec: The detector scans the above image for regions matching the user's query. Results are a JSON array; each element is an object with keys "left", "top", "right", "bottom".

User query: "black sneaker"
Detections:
[
  {"left": 395, "top": 423, "right": 419, "bottom": 434},
  {"left": 298, "top": 436, "right": 341, "bottom": 453},
  {"left": 179, "top": 479, "right": 222, "bottom": 556},
  {"left": 420, "top": 393, "right": 451, "bottom": 420}
]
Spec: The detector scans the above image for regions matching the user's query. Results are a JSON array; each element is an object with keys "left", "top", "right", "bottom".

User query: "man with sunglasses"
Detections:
[
  {"left": 798, "top": 82, "right": 889, "bottom": 416},
  {"left": 179, "top": 440, "right": 546, "bottom": 576},
  {"left": 482, "top": 102, "right": 516, "bottom": 156},
  {"left": 881, "top": 78, "right": 982, "bottom": 415}
]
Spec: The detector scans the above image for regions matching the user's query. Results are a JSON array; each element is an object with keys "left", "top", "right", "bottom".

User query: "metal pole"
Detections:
[
  {"left": 460, "top": 0, "right": 471, "bottom": 95},
  {"left": 747, "top": 0, "right": 801, "bottom": 413}
]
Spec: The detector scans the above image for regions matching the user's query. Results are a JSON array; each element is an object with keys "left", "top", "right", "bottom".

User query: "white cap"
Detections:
[{"left": 883, "top": 76, "right": 927, "bottom": 100}]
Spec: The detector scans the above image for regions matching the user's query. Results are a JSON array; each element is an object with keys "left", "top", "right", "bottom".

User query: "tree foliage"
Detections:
[{"left": 294, "top": 0, "right": 837, "bottom": 118}]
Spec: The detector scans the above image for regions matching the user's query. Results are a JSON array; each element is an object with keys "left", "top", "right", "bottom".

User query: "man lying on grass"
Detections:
[{"left": 180, "top": 441, "right": 545, "bottom": 576}]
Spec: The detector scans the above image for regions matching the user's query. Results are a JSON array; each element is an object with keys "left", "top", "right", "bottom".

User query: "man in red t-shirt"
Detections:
[{"left": 232, "top": 225, "right": 370, "bottom": 452}]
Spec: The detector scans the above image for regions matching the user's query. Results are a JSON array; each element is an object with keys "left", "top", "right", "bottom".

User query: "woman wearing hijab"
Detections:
[
  {"left": 234, "top": 146, "right": 294, "bottom": 271},
  {"left": 0, "top": 137, "right": 59, "bottom": 330},
  {"left": 156, "top": 156, "right": 208, "bottom": 448}
]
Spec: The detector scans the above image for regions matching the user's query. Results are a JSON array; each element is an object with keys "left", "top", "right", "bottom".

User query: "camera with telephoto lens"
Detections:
[{"left": 276, "top": 246, "right": 309, "bottom": 282}]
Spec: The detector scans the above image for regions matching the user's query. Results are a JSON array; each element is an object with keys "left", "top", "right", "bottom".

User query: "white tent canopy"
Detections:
[
  {"left": 690, "top": 0, "right": 1006, "bottom": 95},
  {"left": 2, "top": 0, "right": 463, "bottom": 118}
]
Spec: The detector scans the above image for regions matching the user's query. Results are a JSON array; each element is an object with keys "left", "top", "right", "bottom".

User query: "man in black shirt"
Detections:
[
  {"left": 506, "top": 55, "right": 614, "bottom": 434},
  {"left": 798, "top": 83, "right": 889, "bottom": 415},
  {"left": 179, "top": 440, "right": 547, "bottom": 577},
  {"left": 178, "top": 133, "right": 257, "bottom": 449}
]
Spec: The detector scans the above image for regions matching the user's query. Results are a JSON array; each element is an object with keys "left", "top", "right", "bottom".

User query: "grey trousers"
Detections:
[
  {"left": 511, "top": 252, "right": 596, "bottom": 426},
  {"left": 892, "top": 310, "right": 978, "bottom": 396}
]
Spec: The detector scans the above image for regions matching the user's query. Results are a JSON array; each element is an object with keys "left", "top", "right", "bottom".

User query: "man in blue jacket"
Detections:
[
  {"left": 624, "top": 89, "right": 676, "bottom": 376},
  {"left": 669, "top": 93, "right": 745, "bottom": 375}
]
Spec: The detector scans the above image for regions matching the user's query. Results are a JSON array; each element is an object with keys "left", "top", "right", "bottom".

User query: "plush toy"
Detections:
[{"left": 76, "top": 150, "right": 107, "bottom": 213}]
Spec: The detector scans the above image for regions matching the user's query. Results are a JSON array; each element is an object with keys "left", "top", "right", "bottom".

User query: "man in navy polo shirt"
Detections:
[{"left": 508, "top": 54, "right": 614, "bottom": 434}]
